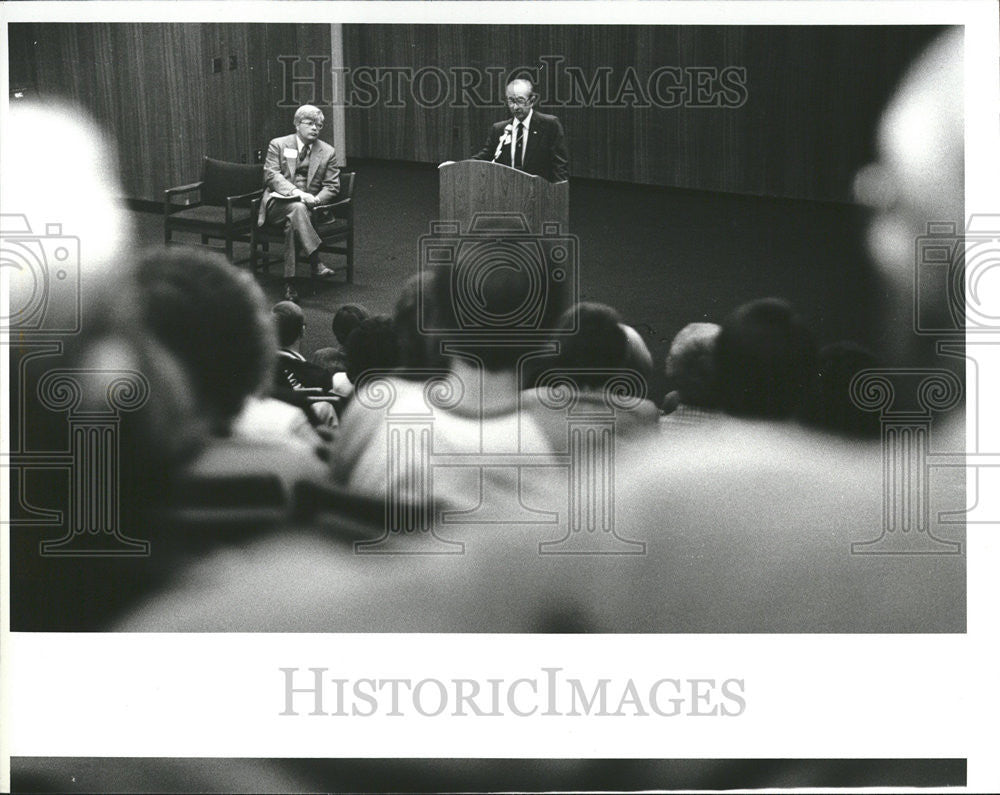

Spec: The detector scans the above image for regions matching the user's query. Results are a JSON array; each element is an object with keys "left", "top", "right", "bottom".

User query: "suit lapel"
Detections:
[{"left": 525, "top": 126, "right": 540, "bottom": 170}]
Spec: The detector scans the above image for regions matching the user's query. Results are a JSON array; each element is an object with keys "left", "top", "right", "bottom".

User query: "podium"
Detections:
[{"left": 439, "top": 160, "right": 568, "bottom": 233}]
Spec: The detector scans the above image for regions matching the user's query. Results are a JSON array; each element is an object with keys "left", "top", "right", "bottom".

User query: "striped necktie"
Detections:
[{"left": 513, "top": 124, "right": 524, "bottom": 169}]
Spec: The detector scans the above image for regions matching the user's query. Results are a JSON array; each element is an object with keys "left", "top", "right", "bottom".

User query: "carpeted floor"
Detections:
[{"left": 136, "top": 158, "right": 882, "bottom": 399}]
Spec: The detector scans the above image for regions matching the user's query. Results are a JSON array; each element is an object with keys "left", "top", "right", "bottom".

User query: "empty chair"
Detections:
[{"left": 163, "top": 156, "right": 263, "bottom": 262}]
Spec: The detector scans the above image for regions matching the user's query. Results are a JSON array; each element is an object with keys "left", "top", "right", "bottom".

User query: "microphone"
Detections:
[{"left": 492, "top": 123, "right": 514, "bottom": 161}]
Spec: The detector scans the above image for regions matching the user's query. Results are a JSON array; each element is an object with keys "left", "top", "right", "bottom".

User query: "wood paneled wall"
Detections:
[
  {"left": 8, "top": 23, "right": 332, "bottom": 201},
  {"left": 343, "top": 25, "right": 944, "bottom": 201},
  {"left": 9, "top": 23, "right": 943, "bottom": 202}
]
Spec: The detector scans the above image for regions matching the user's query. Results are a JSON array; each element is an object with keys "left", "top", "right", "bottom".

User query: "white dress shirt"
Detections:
[{"left": 510, "top": 109, "right": 532, "bottom": 167}]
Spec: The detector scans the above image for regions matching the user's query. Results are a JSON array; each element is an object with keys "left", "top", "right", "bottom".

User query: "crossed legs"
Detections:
[{"left": 264, "top": 199, "right": 322, "bottom": 279}]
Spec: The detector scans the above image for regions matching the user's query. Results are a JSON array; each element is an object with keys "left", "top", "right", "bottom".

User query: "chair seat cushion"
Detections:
[{"left": 168, "top": 205, "right": 253, "bottom": 228}]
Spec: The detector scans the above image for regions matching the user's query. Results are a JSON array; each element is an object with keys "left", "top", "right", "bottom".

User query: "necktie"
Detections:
[
  {"left": 294, "top": 144, "right": 311, "bottom": 190},
  {"left": 513, "top": 124, "right": 524, "bottom": 170}
]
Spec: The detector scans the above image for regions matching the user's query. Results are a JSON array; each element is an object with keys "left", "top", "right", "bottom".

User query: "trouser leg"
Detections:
[{"left": 266, "top": 199, "right": 322, "bottom": 279}]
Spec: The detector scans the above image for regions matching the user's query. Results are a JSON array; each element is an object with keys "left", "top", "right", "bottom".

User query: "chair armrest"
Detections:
[
  {"left": 226, "top": 188, "right": 264, "bottom": 207},
  {"left": 313, "top": 196, "right": 351, "bottom": 222},
  {"left": 164, "top": 182, "right": 204, "bottom": 218},
  {"left": 165, "top": 182, "right": 203, "bottom": 197},
  {"left": 313, "top": 196, "right": 350, "bottom": 213},
  {"left": 225, "top": 189, "right": 264, "bottom": 224}
]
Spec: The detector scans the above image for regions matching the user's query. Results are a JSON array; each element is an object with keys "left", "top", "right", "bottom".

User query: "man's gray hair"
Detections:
[{"left": 294, "top": 104, "right": 324, "bottom": 125}]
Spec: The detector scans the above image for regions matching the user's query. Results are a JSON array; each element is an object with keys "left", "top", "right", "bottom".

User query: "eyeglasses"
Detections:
[
  {"left": 299, "top": 120, "right": 324, "bottom": 130},
  {"left": 505, "top": 96, "right": 531, "bottom": 107}
]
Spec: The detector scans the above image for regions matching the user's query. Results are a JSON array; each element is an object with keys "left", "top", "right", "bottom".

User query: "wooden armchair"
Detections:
[
  {"left": 250, "top": 171, "right": 355, "bottom": 283},
  {"left": 163, "top": 157, "right": 263, "bottom": 262}
]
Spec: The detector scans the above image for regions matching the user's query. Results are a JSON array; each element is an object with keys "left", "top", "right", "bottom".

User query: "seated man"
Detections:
[
  {"left": 271, "top": 300, "right": 338, "bottom": 428},
  {"left": 311, "top": 303, "right": 371, "bottom": 397},
  {"left": 258, "top": 104, "right": 340, "bottom": 303}
]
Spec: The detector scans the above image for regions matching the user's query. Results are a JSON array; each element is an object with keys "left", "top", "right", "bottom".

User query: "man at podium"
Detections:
[{"left": 472, "top": 77, "right": 569, "bottom": 183}]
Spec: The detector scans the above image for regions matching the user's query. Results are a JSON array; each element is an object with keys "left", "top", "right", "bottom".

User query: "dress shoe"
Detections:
[
  {"left": 311, "top": 263, "right": 336, "bottom": 279},
  {"left": 283, "top": 283, "right": 299, "bottom": 304}
]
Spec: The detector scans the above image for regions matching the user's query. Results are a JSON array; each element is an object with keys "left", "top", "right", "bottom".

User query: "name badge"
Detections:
[{"left": 283, "top": 148, "right": 298, "bottom": 159}]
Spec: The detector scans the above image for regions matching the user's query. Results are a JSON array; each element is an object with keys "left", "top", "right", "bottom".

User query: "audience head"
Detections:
[
  {"left": 853, "top": 28, "right": 963, "bottom": 365},
  {"left": 345, "top": 315, "right": 400, "bottom": 384},
  {"left": 425, "top": 266, "right": 538, "bottom": 374},
  {"left": 715, "top": 298, "right": 816, "bottom": 419},
  {"left": 551, "top": 302, "right": 631, "bottom": 392},
  {"left": 664, "top": 322, "right": 722, "bottom": 409},
  {"left": 804, "top": 342, "right": 882, "bottom": 439},
  {"left": 620, "top": 324, "right": 654, "bottom": 385},
  {"left": 393, "top": 273, "right": 447, "bottom": 373},
  {"left": 272, "top": 300, "right": 305, "bottom": 348},
  {"left": 136, "top": 246, "right": 275, "bottom": 434},
  {"left": 332, "top": 304, "right": 370, "bottom": 347},
  {"left": 311, "top": 347, "right": 346, "bottom": 375}
]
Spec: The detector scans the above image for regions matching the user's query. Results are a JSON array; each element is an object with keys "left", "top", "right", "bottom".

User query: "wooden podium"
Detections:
[{"left": 438, "top": 160, "right": 568, "bottom": 234}]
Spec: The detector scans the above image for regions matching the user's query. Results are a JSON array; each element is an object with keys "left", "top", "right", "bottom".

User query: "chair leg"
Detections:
[
  {"left": 225, "top": 236, "right": 234, "bottom": 263},
  {"left": 346, "top": 233, "right": 354, "bottom": 283}
]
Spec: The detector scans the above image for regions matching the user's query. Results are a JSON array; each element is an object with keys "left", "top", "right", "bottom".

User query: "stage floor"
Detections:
[{"left": 134, "top": 158, "right": 881, "bottom": 399}]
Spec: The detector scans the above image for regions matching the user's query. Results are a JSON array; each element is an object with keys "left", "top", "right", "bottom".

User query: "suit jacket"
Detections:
[
  {"left": 258, "top": 134, "right": 340, "bottom": 226},
  {"left": 472, "top": 111, "right": 569, "bottom": 182},
  {"left": 274, "top": 349, "right": 334, "bottom": 393}
]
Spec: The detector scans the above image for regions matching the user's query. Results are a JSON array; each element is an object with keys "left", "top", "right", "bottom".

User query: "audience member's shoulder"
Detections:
[
  {"left": 521, "top": 387, "right": 658, "bottom": 450},
  {"left": 622, "top": 416, "right": 884, "bottom": 501},
  {"left": 185, "top": 433, "right": 331, "bottom": 491},
  {"left": 116, "top": 530, "right": 346, "bottom": 631}
]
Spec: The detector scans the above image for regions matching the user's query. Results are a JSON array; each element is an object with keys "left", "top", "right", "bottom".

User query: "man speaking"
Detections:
[{"left": 472, "top": 77, "right": 569, "bottom": 182}]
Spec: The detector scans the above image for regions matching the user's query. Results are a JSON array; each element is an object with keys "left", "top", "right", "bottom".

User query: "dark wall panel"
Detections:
[
  {"left": 9, "top": 23, "right": 942, "bottom": 202},
  {"left": 9, "top": 23, "right": 332, "bottom": 201},
  {"left": 343, "top": 24, "right": 943, "bottom": 201}
]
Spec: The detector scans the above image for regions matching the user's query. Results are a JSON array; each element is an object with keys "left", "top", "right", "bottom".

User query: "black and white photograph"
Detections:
[{"left": 1, "top": 0, "right": 997, "bottom": 791}]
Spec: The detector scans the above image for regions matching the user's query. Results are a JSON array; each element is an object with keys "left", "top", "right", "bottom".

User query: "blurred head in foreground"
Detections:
[
  {"left": 853, "top": 27, "right": 963, "bottom": 366},
  {"left": 2, "top": 102, "right": 134, "bottom": 340},
  {"left": 715, "top": 297, "right": 816, "bottom": 419},
  {"left": 135, "top": 246, "right": 275, "bottom": 435}
]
